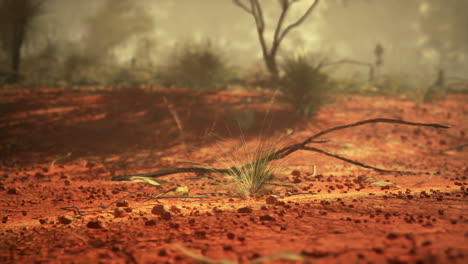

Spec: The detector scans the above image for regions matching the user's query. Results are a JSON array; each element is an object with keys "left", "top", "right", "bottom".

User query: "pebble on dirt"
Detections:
[{"left": 58, "top": 215, "right": 73, "bottom": 225}]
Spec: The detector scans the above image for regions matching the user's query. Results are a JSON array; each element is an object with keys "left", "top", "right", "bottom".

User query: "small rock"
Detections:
[
  {"left": 145, "top": 219, "right": 157, "bottom": 226},
  {"left": 34, "top": 172, "right": 46, "bottom": 179},
  {"left": 39, "top": 218, "right": 49, "bottom": 225},
  {"left": 151, "top": 205, "right": 166, "bottom": 215},
  {"left": 265, "top": 196, "right": 277, "bottom": 205},
  {"left": 237, "top": 207, "right": 253, "bottom": 214},
  {"left": 275, "top": 200, "right": 286, "bottom": 206},
  {"left": 291, "top": 170, "right": 301, "bottom": 177},
  {"left": 259, "top": 215, "right": 276, "bottom": 221},
  {"left": 58, "top": 215, "right": 73, "bottom": 225},
  {"left": 169, "top": 222, "right": 179, "bottom": 229},
  {"left": 116, "top": 200, "right": 130, "bottom": 207},
  {"left": 194, "top": 230, "right": 206, "bottom": 239},
  {"left": 114, "top": 208, "right": 127, "bottom": 218},
  {"left": 7, "top": 188, "right": 19, "bottom": 195},
  {"left": 87, "top": 219, "right": 105, "bottom": 229},
  {"left": 170, "top": 206, "right": 181, "bottom": 214},
  {"left": 160, "top": 211, "right": 172, "bottom": 221}
]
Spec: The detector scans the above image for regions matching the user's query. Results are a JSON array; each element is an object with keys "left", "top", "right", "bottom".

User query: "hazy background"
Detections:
[{"left": 4, "top": 0, "right": 468, "bottom": 86}]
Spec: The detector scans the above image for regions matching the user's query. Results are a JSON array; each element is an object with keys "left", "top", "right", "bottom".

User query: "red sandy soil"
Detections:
[{"left": 0, "top": 86, "right": 466, "bottom": 264}]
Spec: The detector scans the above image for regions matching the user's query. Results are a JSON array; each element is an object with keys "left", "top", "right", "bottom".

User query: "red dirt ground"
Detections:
[{"left": 0, "top": 86, "right": 466, "bottom": 264}]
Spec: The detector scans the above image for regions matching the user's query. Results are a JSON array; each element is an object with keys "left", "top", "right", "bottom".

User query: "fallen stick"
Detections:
[{"left": 112, "top": 118, "right": 449, "bottom": 181}]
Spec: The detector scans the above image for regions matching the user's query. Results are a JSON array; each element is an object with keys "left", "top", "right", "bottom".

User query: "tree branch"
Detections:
[
  {"left": 251, "top": 0, "right": 269, "bottom": 57},
  {"left": 277, "top": 0, "right": 320, "bottom": 44},
  {"left": 232, "top": 0, "right": 253, "bottom": 14},
  {"left": 300, "top": 146, "right": 414, "bottom": 174},
  {"left": 273, "top": 1, "right": 290, "bottom": 43},
  {"left": 112, "top": 118, "right": 449, "bottom": 182}
]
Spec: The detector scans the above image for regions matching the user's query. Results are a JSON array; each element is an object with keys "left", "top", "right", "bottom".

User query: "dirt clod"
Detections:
[
  {"left": 116, "top": 200, "right": 130, "bottom": 207},
  {"left": 87, "top": 219, "right": 105, "bottom": 229},
  {"left": 114, "top": 208, "right": 127, "bottom": 218},
  {"left": 265, "top": 196, "right": 277, "bottom": 204},
  {"left": 237, "top": 207, "right": 253, "bottom": 214},
  {"left": 259, "top": 215, "right": 276, "bottom": 221},
  {"left": 152, "top": 205, "right": 166, "bottom": 215},
  {"left": 6, "top": 188, "right": 19, "bottom": 195},
  {"left": 58, "top": 215, "right": 73, "bottom": 225}
]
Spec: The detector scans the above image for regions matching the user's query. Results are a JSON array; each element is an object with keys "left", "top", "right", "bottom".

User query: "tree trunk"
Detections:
[
  {"left": 11, "top": 23, "right": 25, "bottom": 75},
  {"left": 264, "top": 54, "right": 279, "bottom": 80}
]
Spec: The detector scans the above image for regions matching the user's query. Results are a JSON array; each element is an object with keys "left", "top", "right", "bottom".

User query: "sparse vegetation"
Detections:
[
  {"left": 162, "top": 41, "right": 230, "bottom": 90},
  {"left": 280, "top": 54, "right": 331, "bottom": 116},
  {"left": 216, "top": 142, "right": 282, "bottom": 199}
]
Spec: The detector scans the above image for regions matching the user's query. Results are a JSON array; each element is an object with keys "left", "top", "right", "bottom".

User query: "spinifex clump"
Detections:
[{"left": 216, "top": 141, "right": 283, "bottom": 199}]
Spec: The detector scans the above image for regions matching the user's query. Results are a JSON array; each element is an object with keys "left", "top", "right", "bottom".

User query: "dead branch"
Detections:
[
  {"left": 163, "top": 96, "right": 186, "bottom": 146},
  {"left": 233, "top": 0, "right": 320, "bottom": 78},
  {"left": 276, "top": 0, "right": 320, "bottom": 44},
  {"left": 112, "top": 118, "right": 449, "bottom": 181}
]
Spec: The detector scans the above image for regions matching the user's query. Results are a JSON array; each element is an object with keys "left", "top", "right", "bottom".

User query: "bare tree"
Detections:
[
  {"left": 233, "top": 0, "right": 320, "bottom": 79},
  {"left": 0, "top": 0, "right": 44, "bottom": 81}
]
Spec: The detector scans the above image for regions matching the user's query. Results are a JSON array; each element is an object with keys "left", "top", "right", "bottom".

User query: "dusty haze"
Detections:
[{"left": 19, "top": 0, "right": 468, "bottom": 83}]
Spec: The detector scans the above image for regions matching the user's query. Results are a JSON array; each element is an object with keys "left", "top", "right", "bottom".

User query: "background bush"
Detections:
[
  {"left": 280, "top": 55, "right": 332, "bottom": 116},
  {"left": 162, "top": 41, "right": 230, "bottom": 90}
]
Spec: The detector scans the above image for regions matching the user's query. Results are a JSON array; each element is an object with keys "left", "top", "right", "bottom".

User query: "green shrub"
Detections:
[
  {"left": 163, "top": 41, "right": 229, "bottom": 90},
  {"left": 280, "top": 55, "right": 331, "bottom": 116}
]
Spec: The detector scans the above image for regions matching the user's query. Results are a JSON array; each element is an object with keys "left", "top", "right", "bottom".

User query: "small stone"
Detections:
[
  {"left": 58, "top": 215, "right": 73, "bottom": 225},
  {"left": 275, "top": 200, "right": 286, "bottom": 206},
  {"left": 151, "top": 205, "right": 166, "bottom": 215},
  {"left": 291, "top": 170, "right": 301, "bottom": 177},
  {"left": 116, "top": 200, "right": 130, "bottom": 207},
  {"left": 265, "top": 196, "right": 277, "bottom": 205},
  {"left": 86, "top": 219, "right": 105, "bottom": 229},
  {"left": 114, "top": 208, "right": 127, "bottom": 218},
  {"left": 237, "top": 207, "right": 253, "bottom": 214},
  {"left": 39, "top": 218, "right": 49, "bottom": 225},
  {"left": 145, "top": 219, "right": 157, "bottom": 226},
  {"left": 169, "top": 222, "right": 179, "bottom": 229},
  {"left": 223, "top": 245, "right": 233, "bottom": 251},
  {"left": 194, "top": 230, "right": 206, "bottom": 239},
  {"left": 34, "top": 172, "right": 45, "bottom": 179},
  {"left": 170, "top": 206, "right": 181, "bottom": 214},
  {"left": 7, "top": 188, "right": 19, "bottom": 195},
  {"left": 386, "top": 233, "right": 399, "bottom": 240},
  {"left": 259, "top": 215, "right": 276, "bottom": 221},
  {"left": 160, "top": 211, "right": 172, "bottom": 221}
]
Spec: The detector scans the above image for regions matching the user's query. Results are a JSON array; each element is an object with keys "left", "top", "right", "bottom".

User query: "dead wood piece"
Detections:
[{"left": 112, "top": 118, "right": 448, "bottom": 181}]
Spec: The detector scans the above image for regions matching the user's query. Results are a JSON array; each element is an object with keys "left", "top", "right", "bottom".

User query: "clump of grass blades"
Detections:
[
  {"left": 280, "top": 54, "right": 331, "bottom": 116},
  {"left": 215, "top": 140, "right": 283, "bottom": 199}
]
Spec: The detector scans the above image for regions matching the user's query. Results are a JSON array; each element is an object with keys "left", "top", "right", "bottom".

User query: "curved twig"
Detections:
[{"left": 112, "top": 118, "right": 449, "bottom": 181}]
